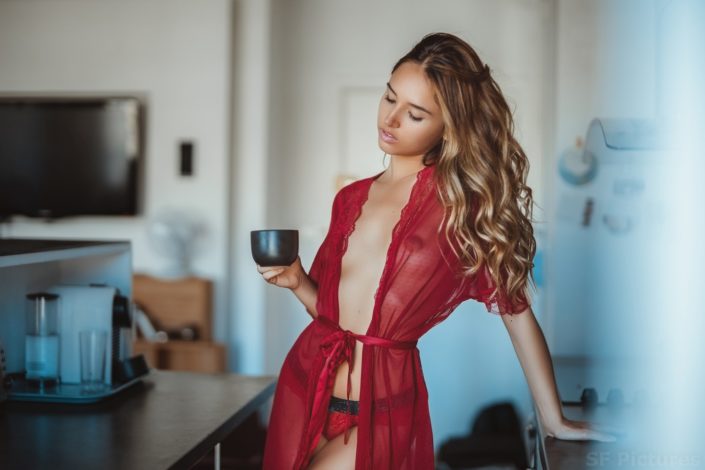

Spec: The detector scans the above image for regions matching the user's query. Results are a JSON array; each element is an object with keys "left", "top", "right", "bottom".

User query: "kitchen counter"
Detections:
[
  {"left": 538, "top": 403, "right": 628, "bottom": 469},
  {"left": 0, "top": 370, "right": 276, "bottom": 469},
  {"left": 535, "top": 356, "right": 652, "bottom": 470}
]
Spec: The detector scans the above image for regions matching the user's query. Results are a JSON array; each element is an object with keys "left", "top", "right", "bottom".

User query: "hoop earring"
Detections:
[{"left": 382, "top": 152, "right": 390, "bottom": 169}]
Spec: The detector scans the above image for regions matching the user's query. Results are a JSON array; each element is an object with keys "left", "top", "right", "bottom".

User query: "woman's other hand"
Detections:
[
  {"left": 544, "top": 417, "right": 619, "bottom": 442},
  {"left": 256, "top": 255, "right": 305, "bottom": 290}
]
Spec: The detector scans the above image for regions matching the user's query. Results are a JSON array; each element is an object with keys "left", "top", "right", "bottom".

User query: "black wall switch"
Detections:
[{"left": 179, "top": 141, "right": 194, "bottom": 176}]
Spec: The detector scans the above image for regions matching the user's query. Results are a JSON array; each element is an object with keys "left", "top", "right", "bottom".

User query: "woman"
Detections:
[{"left": 257, "top": 32, "right": 614, "bottom": 469}]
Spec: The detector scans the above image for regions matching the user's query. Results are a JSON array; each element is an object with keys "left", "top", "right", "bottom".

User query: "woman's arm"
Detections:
[
  {"left": 501, "top": 306, "right": 615, "bottom": 441},
  {"left": 290, "top": 269, "right": 318, "bottom": 319},
  {"left": 257, "top": 256, "right": 319, "bottom": 319}
]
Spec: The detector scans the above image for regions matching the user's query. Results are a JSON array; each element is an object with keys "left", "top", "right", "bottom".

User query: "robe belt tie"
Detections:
[{"left": 309, "top": 314, "right": 417, "bottom": 449}]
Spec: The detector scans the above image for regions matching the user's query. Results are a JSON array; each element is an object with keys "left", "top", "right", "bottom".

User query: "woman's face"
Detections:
[{"left": 377, "top": 61, "right": 445, "bottom": 159}]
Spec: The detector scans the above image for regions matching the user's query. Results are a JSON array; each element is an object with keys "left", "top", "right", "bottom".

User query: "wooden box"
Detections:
[
  {"left": 132, "top": 274, "right": 213, "bottom": 341},
  {"left": 133, "top": 339, "right": 226, "bottom": 373},
  {"left": 132, "top": 274, "right": 226, "bottom": 373}
]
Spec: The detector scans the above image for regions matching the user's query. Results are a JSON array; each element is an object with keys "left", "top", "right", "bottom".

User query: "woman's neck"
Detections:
[{"left": 382, "top": 155, "right": 425, "bottom": 183}]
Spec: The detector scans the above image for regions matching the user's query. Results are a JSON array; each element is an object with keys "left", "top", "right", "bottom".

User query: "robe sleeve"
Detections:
[
  {"left": 308, "top": 188, "right": 344, "bottom": 287},
  {"left": 459, "top": 262, "right": 531, "bottom": 315}
]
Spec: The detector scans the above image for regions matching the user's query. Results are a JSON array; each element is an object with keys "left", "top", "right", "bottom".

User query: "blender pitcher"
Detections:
[{"left": 25, "top": 292, "right": 60, "bottom": 386}]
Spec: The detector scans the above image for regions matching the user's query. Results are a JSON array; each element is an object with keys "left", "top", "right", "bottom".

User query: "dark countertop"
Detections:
[
  {"left": 0, "top": 370, "right": 277, "bottom": 470},
  {"left": 539, "top": 403, "right": 705, "bottom": 470},
  {"left": 536, "top": 355, "right": 631, "bottom": 469},
  {"left": 539, "top": 403, "right": 628, "bottom": 470}
]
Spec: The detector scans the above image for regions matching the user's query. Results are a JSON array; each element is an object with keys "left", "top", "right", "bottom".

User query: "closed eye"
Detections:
[{"left": 385, "top": 94, "right": 423, "bottom": 122}]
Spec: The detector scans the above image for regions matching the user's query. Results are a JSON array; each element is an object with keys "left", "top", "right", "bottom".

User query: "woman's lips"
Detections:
[{"left": 379, "top": 128, "right": 398, "bottom": 144}]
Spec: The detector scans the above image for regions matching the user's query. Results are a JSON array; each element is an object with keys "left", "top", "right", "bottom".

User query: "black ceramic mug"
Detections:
[{"left": 250, "top": 229, "right": 299, "bottom": 267}]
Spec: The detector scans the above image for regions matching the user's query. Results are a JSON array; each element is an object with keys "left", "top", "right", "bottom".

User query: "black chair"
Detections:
[{"left": 437, "top": 401, "right": 529, "bottom": 469}]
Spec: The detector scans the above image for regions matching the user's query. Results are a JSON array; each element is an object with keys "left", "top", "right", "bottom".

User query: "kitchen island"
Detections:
[{"left": 0, "top": 370, "right": 276, "bottom": 469}]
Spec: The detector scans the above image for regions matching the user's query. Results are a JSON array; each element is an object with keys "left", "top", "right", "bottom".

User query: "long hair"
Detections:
[{"left": 393, "top": 32, "right": 536, "bottom": 308}]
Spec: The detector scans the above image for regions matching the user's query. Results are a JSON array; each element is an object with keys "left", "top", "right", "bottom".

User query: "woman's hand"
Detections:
[
  {"left": 256, "top": 256, "right": 305, "bottom": 290},
  {"left": 543, "top": 417, "right": 619, "bottom": 442}
]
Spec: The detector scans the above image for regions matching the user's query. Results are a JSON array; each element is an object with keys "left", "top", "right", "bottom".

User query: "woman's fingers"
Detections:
[
  {"left": 256, "top": 264, "right": 286, "bottom": 274},
  {"left": 262, "top": 268, "right": 285, "bottom": 281},
  {"left": 579, "top": 428, "right": 616, "bottom": 442},
  {"left": 588, "top": 430, "right": 618, "bottom": 442},
  {"left": 589, "top": 421, "right": 626, "bottom": 437},
  {"left": 572, "top": 424, "right": 616, "bottom": 442},
  {"left": 255, "top": 261, "right": 298, "bottom": 287},
  {"left": 551, "top": 419, "right": 618, "bottom": 442}
]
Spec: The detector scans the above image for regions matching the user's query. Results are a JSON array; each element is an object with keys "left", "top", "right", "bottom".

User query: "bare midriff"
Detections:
[{"left": 332, "top": 172, "right": 418, "bottom": 401}]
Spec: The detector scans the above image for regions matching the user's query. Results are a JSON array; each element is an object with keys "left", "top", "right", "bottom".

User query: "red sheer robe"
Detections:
[{"left": 262, "top": 163, "right": 530, "bottom": 469}]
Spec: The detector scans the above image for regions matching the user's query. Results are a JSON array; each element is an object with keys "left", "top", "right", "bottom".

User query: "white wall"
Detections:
[
  {"left": 0, "top": 0, "right": 233, "bottom": 345},
  {"left": 265, "top": 0, "right": 553, "bottom": 452},
  {"left": 545, "top": 0, "right": 660, "bottom": 351}
]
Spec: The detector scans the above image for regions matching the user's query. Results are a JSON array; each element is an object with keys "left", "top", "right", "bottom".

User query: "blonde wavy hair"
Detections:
[{"left": 393, "top": 32, "right": 537, "bottom": 308}]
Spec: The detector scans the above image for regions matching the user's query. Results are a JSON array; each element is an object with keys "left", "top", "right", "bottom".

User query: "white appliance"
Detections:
[{"left": 48, "top": 285, "right": 131, "bottom": 385}]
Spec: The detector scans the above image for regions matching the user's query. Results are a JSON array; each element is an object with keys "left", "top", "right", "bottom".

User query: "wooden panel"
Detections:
[
  {"left": 160, "top": 341, "right": 226, "bottom": 373},
  {"left": 133, "top": 340, "right": 226, "bottom": 373},
  {"left": 132, "top": 274, "right": 212, "bottom": 341}
]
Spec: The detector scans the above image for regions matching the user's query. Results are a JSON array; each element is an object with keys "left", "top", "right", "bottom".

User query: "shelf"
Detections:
[{"left": 0, "top": 239, "right": 130, "bottom": 268}]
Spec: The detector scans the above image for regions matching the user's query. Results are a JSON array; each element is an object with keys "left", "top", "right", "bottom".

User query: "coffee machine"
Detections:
[{"left": 48, "top": 285, "right": 132, "bottom": 385}]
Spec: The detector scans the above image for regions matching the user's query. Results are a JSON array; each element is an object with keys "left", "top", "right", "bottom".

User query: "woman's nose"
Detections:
[{"left": 384, "top": 109, "right": 400, "bottom": 128}]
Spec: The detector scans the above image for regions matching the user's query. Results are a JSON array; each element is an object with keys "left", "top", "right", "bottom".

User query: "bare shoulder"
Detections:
[
  {"left": 334, "top": 173, "right": 379, "bottom": 202},
  {"left": 338, "top": 173, "right": 379, "bottom": 193}
]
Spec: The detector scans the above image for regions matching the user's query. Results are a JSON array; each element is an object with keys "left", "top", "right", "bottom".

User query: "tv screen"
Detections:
[{"left": 0, "top": 97, "right": 143, "bottom": 218}]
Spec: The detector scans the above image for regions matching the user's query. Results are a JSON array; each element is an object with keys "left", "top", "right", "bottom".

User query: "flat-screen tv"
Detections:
[{"left": 0, "top": 96, "right": 144, "bottom": 218}]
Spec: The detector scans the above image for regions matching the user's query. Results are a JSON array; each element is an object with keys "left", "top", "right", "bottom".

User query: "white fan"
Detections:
[{"left": 147, "top": 207, "right": 208, "bottom": 278}]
